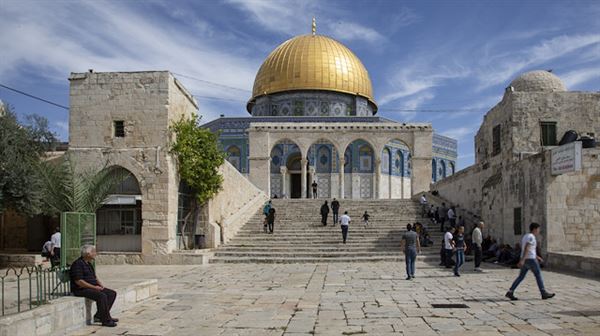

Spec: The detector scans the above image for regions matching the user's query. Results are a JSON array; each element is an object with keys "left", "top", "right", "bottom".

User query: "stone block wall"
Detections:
[
  {"left": 203, "top": 161, "right": 268, "bottom": 248},
  {"left": 546, "top": 148, "right": 600, "bottom": 252},
  {"left": 68, "top": 71, "right": 197, "bottom": 256}
]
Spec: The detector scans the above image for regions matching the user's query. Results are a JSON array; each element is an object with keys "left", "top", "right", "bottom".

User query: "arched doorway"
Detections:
[
  {"left": 96, "top": 166, "right": 142, "bottom": 252},
  {"left": 345, "top": 139, "right": 375, "bottom": 199},
  {"left": 270, "top": 140, "right": 304, "bottom": 198},
  {"left": 307, "top": 139, "right": 338, "bottom": 198},
  {"left": 383, "top": 139, "right": 411, "bottom": 199}
]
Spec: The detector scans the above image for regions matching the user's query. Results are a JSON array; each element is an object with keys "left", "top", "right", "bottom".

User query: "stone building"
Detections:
[
  {"left": 432, "top": 70, "right": 600, "bottom": 274},
  {"left": 203, "top": 33, "right": 457, "bottom": 199}
]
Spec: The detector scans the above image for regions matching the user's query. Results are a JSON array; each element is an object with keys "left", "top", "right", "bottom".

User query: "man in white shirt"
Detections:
[
  {"left": 472, "top": 222, "right": 484, "bottom": 272},
  {"left": 447, "top": 207, "right": 456, "bottom": 227},
  {"left": 50, "top": 227, "right": 61, "bottom": 266},
  {"left": 443, "top": 227, "right": 454, "bottom": 268},
  {"left": 339, "top": 211, "right": 351, "bottom": 244},
  {"left": 506, "top": 223, "right": 555, "bottom": 301}
]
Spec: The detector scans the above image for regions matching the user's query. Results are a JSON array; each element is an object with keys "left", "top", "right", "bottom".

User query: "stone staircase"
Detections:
[{"left": 209, "top": 199, "right": 443, "bottom": 263}]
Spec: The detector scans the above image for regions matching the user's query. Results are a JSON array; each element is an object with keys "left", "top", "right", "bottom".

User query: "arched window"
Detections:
[
  {"left": 316, "top": 145, "right": 332, "bottom": 173},
  {"left": 270, "top": 145, "right": 283, "bottom": 172},
  {"left": 440, "top": 160, "right": 447, "bottom": 179},
  {"left": 396, "top": 151, "right": 404, "bottom": 177},
  {"left": 226, "top": 145, "right": 241, "bottom": 171},
  {"left": 382, "top": 148, "right": 390, "bottom": 174},
  {"left": 359, "top": 145, "right": 373, "bottom": 172}
]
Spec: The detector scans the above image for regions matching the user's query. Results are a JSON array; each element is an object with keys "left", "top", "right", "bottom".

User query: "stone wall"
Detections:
[
  {"left": 68, "top": 71, "right": 197, "bottom": 256},
  {"left": 203, "top": 161, "right": 269, "bottom": 248},
  {"left": 546, "top": 148, "right": 600, "bottom": 252},
  {"left": 434, "top": 147, "right": 600, "bottom": 254}
]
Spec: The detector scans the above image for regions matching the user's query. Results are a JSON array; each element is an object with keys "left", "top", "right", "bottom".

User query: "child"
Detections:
[{"left": 362, "top": 211, "right": 370, "bottom": 227}]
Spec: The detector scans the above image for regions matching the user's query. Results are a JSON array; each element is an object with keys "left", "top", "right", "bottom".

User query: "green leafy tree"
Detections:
[
  {"left": 0, "top": 105, "right": 57, "bottom": 216},
  {"left": 37, "top": 155, "right": 129, "bottom": 215},
  {"left": 170, "top": 114, "right": 225, "bottom": 205},
  {"left": 170, "top": 114, "right": 225, "bottom": 249}
]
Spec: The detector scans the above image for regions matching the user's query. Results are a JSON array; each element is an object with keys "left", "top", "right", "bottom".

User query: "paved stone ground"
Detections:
[{"left": 71, "top": 262, "right": 600, "bottom": 336}]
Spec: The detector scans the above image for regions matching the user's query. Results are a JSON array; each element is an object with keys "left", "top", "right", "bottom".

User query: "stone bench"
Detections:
[{"left": 0, "top": 279, "right": 158, "bottom": 336}]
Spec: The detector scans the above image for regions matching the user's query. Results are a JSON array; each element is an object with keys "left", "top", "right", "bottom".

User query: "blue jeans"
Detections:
[
  {"left": 454, "top": 249, "right": 464, "bottom": 274},
  {"left": 405, "top": 247, "right": 417, "bottom": 277},
  {"left": 341, "top": 225, "right": 348, "bottom": 243},
  {"left": 509, "top": 259, "right": 546, "bottom": 294}
]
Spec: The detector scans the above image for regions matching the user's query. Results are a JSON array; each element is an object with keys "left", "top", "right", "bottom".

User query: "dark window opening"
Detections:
[
  {"left": 114, "top": 120, "right": 125, "bottom": 137},
  {"left": 540, "top": 122, "right": 557, "bottom": 146},
  {"left": 513, "top": 207, "right": 522, "bottom": 235},
  {"left": 492, "top": 125, "right": 501, "bottom": 156}
]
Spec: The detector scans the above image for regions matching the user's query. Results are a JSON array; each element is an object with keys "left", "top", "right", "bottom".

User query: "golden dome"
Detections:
[{"left": 248, "top": 34, "right": 376, "bottom": 112}]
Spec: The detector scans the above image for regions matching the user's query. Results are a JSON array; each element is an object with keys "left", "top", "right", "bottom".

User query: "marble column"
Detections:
[
  {"left": 339, "top": 157, "right": 345, "bottom": 199},
  {"left": 309, "top": 166, "right": 316, "bottom": 198},
  {"left": 280, "top": 166, "right": 287, "bottom": 198},
  {"left": 374, "top": 158, "right": 381, "bottom": 199},
  {"left": 301, "top": 159, "right": 308, "bottom": 198}
]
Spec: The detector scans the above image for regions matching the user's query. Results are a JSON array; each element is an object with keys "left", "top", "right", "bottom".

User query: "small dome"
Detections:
[{"left": 510, "top": 70, "right": 566, "bottom": 92}]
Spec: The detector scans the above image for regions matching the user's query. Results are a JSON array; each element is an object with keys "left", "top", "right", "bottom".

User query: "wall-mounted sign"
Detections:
[{"left": 551, "top": 141, "right": 582, "bottom": 175}]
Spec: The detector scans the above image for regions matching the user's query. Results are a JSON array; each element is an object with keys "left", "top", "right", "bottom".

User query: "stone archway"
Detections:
[{"left": 96, "top": 166, "right": 142, "bottom": 252}]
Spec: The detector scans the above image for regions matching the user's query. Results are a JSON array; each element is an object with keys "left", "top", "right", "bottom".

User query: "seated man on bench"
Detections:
[{"left": 70, "top": 244, "right": 119, "bottom": 327}]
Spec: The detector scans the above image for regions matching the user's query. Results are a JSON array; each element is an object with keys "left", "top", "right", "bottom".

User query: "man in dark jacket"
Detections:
[
  {"left": 331, "top": 198, "right": 340, "bottom": 224},
  {"left": 267, "top": 207, "right": 276, "bottom": 234},
  {"left": 70, "top": 245, "right": 118, "bottom": 327},
  {"left": 320, "top": 201, "right": 330, "bottom": 226}
]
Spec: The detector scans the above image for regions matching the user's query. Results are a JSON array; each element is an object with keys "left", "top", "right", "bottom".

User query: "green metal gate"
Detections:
[{"left": 60, "top": 212, "right": 96, "bottom": 267}]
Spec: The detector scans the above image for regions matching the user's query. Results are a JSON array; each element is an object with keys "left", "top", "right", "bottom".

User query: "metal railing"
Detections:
[{"left": 0, "top": 265, "right": 70, "bottom": 316}]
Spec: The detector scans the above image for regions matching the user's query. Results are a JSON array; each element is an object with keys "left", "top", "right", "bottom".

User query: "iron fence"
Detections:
[{"left": 0, "top": 265, "right": 70, "bottom": 316}]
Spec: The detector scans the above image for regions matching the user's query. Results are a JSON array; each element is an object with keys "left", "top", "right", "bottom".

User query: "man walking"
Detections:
[
  {"left": 447, "top": 206, "right": 456, "bottom": 228},
  {"left": 443, "top": 226, "right": 454, "bottom": 269},
  {"left": 331, "top": 198, "right": 340, "bottom": 224},
  {"left": 453, "top": 226, "right": 465, "bottom": 277},
  {"left": 339, "top": 211, "right": 351, "bottom": 244},
  {"left": 438, "top": 203, "right": 447, "bottom": 232},
  {"left": 263, "top": 200, "right": 272, "bottom": 233},
  {"left": 267, "top": 206, "right": 276, "bottom": 234},
  {"left": 70, "top": 245, "right": 119, "bottom": 327},
  {"left": 506, "top": 223, "right": 555, "bottom": 300},
  {"left": 312, "top": 181, "right": 318, "bottom": 199},
  {"left": 50, "top": 227, "right": 61, "bottom": 267},
  {"left": 472, "top": 221, "right": 484, "bottom": 272},
  {"left": 400, "top": 224, "right": 421, "bottom": 280},
  {"left": 320, "top": 200, "right": 330, "bottom": 226},
  {"left": 419, "top": 194, "right": 428, "bottom": 217}
]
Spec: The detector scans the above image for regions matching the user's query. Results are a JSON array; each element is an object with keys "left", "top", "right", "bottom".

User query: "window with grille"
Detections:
[
  {"left": 114, "top": 120, "right": 125, "bottom": 137},
  {"left": 492, "top": 125, "right": 501, "bottom": 156},
  {"left": 540, "top": 121, "right": 557, "bottom": 146}
]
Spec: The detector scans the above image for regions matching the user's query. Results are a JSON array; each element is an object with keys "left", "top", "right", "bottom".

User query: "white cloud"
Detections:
[
  {"left": 475, "top": 34, "right": 600, "bottom": 89},
  {"left": 561, "top": 67, "right": 600, "bottom": 89},
  {"left": 227, "top": 0, "right": 385, "bottom": 44},
  {"left": 0, "top": 1, "right": 259, "bottom": 106},
  {"left": 326, "top": 21, "right": 384, "bottom": 44},
  {"left": 440, "top": 126, "right": 476, "bottom": 141}
]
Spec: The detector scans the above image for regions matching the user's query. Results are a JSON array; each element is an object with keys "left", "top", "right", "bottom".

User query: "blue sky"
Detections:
[{"left": 1, "top": 0, "right": 599, "bottom": 169}]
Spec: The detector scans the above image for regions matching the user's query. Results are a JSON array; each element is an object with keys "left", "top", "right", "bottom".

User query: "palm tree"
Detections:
[{"left": 38, "top": 155, "right": 129, "bottom": 215}]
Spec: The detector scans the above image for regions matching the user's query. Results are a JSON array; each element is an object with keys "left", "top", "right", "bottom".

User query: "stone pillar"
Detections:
[
  {"left": 339, "top": 158, "right": 345, "bottom": 199},
  {"left": 301, "top": 159, "right": 308, "bottom": 198},
  {"left": 374, "top": 158, "right": 381, "bottom": 199},
  {"left": 248, "top": 129, "right": 271, "bottom": 194},
  {"left": 411, "top": 157, "right": 432, "bottom": 196},
  {"left": 280, "top": 166, "right": 287, "bottom": 198}
]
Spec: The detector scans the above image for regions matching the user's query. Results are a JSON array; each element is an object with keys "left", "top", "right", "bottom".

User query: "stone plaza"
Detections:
[{"left": 70, "top": 263, "right": 600, "bottom": 336}]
